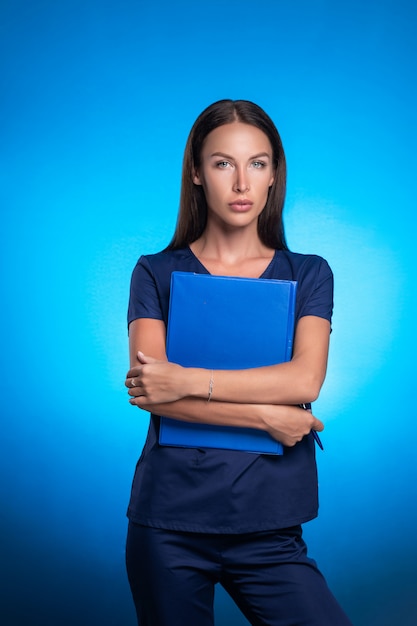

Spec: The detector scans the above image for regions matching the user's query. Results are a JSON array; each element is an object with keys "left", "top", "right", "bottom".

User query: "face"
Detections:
[{"left": 193, "top": 122, "right": 275, "bottom": 232}]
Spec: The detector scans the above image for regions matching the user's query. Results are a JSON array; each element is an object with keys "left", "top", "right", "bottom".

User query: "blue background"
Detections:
[{"left": 1, "top": 1, "right": 416, "bottom": 624}]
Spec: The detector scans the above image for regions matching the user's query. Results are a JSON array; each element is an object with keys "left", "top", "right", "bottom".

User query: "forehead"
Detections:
[{"left": 201, "top": 122, "right": 272, "bottom": 156}]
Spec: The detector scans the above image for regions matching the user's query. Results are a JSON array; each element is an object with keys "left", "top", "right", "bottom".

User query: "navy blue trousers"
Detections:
[{"left": 126, "top": 522, "right": 352, "bottom": 626}]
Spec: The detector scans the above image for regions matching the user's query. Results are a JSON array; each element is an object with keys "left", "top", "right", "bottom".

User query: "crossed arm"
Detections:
[{"left": 125, "top": 315, "right": 330, "bottom": 447}]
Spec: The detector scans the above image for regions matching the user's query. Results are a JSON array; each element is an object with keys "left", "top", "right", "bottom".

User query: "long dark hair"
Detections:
[{"left": 166, "top": 99, "right": 288, "bottom": 251}]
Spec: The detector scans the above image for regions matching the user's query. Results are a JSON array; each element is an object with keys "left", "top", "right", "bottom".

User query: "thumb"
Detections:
[
  {"left": 137, "top": 350, "right": 158, "bottom": 364},
  {"left": 312, "top": 418, "right": 324, "bottom": 433}
]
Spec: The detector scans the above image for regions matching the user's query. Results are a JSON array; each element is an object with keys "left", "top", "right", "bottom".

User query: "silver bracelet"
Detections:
[{"left": 207, "top": 370, "right": 214, "bottom": 402}]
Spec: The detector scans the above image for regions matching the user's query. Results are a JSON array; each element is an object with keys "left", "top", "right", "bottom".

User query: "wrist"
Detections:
[
  {"left": 256, "top": 405, "right": 271, "bottom": 433},
  {"left": 186, "top": 367, "right": 212, "bottom": 399}
]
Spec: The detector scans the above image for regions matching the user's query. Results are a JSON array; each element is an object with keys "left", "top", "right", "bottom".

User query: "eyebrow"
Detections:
[{"left": 209, "top": 151, "right": 272, "bottom": 160}]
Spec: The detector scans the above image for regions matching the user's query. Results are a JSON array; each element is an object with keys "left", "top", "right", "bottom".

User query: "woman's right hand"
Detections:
[{"left": 260, "top": 404, "right": 324, "bottom": 447}]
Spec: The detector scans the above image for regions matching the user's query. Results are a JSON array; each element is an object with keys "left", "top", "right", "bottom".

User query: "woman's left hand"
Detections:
[{"left": 126, "top": 351, "right": 187, "bottom": 405}]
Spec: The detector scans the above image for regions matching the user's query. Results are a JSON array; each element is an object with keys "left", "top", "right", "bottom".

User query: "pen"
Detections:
[
  {"left": 299, "top": 404, "right": 324, "bottom": 451},
  {"left": 311, "top": 429, "right": 324, "bottom": 451}
]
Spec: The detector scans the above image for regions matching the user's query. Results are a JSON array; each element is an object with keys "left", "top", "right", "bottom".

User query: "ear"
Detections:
[{"left": 193, "top": 169, "right": 202, "bottom": 186}]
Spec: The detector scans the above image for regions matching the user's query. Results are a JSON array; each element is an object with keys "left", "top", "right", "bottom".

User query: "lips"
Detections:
[{"left": 228, "top": 200, "right": 253, "bottom": 211}]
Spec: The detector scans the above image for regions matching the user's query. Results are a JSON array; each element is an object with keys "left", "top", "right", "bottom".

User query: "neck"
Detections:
[{"left": 190, "top": 224, "right": 275, "bottom": 276}]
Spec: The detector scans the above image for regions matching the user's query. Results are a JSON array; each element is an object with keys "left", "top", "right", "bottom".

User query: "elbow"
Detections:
[
  {"left": 301, "top": 374, "right": 324, "bottom": 404},
  {"left": 304, "top": 389, "right": 320, "bottom": 404}
]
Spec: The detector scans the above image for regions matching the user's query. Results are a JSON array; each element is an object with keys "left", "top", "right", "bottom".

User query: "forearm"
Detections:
[
  {"left": 134, "top": 396, "right": 267, "bottom": 430},
  {"left": 184, "top": 360, "right": 322, "bottom": 406},
  {"left": 130, "top": 397, "right": 324, "bottom": 447}
]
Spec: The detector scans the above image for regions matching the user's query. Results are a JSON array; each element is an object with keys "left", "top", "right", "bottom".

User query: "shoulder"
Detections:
[
  {"left": 270, "top": 250, "right": 333, "bottom": 283},
  {"left": 129, "top": 247, "right": 207, "bottom": 326},
  {"left": 132, "top": 246, "right": 210, "bottom": 286},
  {"left": 270, "top": 250, "right": 333, "bottom": 323},
  {"left": 130, "top": 248, "right": 191, "bottom": 288},
  {"left": 279, "top": 249, "right": 332, "bottom": 273},
  {"left": 134, "top": 248, "right": 191, "bottom": 274},
  {"left": 128, "top": 250, "right": 188, "bottom": 325}
]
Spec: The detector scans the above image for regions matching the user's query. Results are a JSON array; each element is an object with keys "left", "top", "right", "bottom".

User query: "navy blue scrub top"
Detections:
[{"left": 127, "top": 247, "right": 333, "bottom": 533}]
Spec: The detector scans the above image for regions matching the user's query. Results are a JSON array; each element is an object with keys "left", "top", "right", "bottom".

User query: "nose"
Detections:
[{"left": 233, "top": 166, "right": 249, "bottom": 193}]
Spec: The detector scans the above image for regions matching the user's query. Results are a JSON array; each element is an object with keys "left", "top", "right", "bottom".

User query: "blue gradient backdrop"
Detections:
[{"left": 1, "top": 1, "right": 416, "bottom": 624}]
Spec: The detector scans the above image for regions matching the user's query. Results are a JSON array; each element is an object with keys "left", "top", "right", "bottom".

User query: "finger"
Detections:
[
  {"left": 137, "top": 351, "right": 159, "bottom": 364},
  {"left": 129, "top": 395, "right": 151, "bottom": 408},
  {"left": 128, "top": 384, "right": 145, "bottom": 397},
  {"left": 125, "top": 375, "right": 139, "bottom": 389},
  {"left": 129, "top": 396, "right": 144, "bottom": 406},
  {"left": 126, "top": 366, "right": 142, "bottom": 379},
  {"left": 126, "top": 378, "right": 139, "bottom": 395}
]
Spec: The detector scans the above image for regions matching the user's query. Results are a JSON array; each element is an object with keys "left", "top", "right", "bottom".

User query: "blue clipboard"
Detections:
[{"left": 159, "top": 272, "right": 297, "bottom": 454}]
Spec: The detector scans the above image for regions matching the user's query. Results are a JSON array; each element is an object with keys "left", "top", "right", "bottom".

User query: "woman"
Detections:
[{"left": 125, "top": 99, "right": 352, "bottom": 625}]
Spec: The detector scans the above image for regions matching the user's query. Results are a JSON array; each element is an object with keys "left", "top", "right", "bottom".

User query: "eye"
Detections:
[
  {"left": 252, "top": 160, "right": 266, "bottom": 169},
  {"left": 215, "top": 160, "right": 231, "bottom": 169}
]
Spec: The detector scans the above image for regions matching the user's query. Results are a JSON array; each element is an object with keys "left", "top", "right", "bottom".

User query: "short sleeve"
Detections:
[
  {"left": 127, "top": 256, "right": 164, "bottom": 326},
  {"left": 297, "top": 257, "right": 334, "bottom": 323}
]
